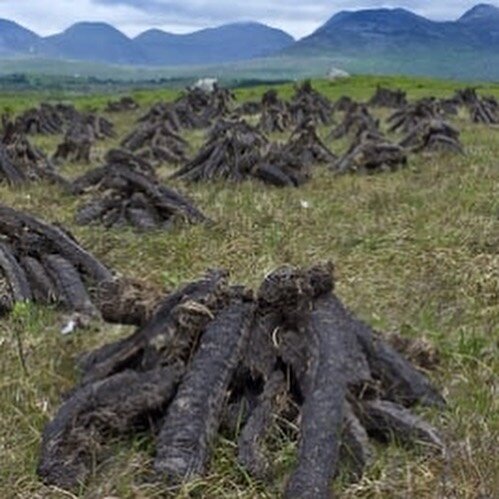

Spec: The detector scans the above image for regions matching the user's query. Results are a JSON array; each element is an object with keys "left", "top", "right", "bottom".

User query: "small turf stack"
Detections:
[
  {"left": 0, "top": 204, "right": 112, "bottom": 317},
  {"left": 0, "top": 122, "right": 62, "bottom": 185},
  {"left": 38, "top": 263, "right": 445, "bottom": 496},
  {"left": 400, "top": 119, "right": 464, "bottom": 154},
  {"left": 72, "top": 151, "right": 206, "bottom": 230},
  {"left": 369, "top": 86, "right": 408, "bottom": 108},
  {"left": 259, "top": 89, "right": 292, "bottom": 134},
  {"left": 180, "top": 85, "right": 235, "bottom": 122},
  {"left": 332, "top": 130, "right": 407, "bottom": 174},
  {"left": 121, "top": 120, "right": 189, "bottom": 166},
  {"left": 286, "top": 119, "right": 337, "bottom": 165},
  {"left": 171, "top": 118, "right": 268, "bottom": 183},
  {"left": 138, "top": 86, "right": 234, "bottom": 132},
  {"left": 235, "top": 100, "right": 262, "bottom": 117},
  {"left": 10, "top": 103, "right": 66, "bottom": 135},
  {"left": 259, "top": 142, "right": 310, "bottom": 187},
  {"left": 53, "top": 123, "right": 95, "bottom": 164},
  {"left": 288, "top": 80, "right": 334, "bottom": 126},
  {"left": 173, "top": 118, "right": 313, "bottom": 187},
  {"left": 106, "top": 96, "right": 140, "bottom": 113},
  {"left": 12, "top": 103, "right": 115, "bottom": 139},
  {"left": 330, "top": 104, "right": 380, "bottom": 140},
  {"left": 0, "top": 204, "right": 161, "bottom": 324},
  {"left": 455, "top": 87, "right": 499, "bottom": 125},
  {"left": 71, "top": 149, "right": 157, "bottom": 195},
  {"left": 388, "top": 98, "right": 443, "bottom": 133},
  {"left": 333, "top": 95, "right": 358, "bottom": 114}
]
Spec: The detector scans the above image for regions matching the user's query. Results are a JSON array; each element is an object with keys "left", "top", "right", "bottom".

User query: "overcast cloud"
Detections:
[{"left": 0, "top": 1, "right": 494, "bottom": 38}]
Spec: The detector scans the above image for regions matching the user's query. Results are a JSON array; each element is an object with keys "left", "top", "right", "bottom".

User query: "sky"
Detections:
[{"left": 0, "top": 1, "right": 493, "bottom": 39}]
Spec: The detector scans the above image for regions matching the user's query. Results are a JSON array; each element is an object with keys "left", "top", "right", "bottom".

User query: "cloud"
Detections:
[
  {"left": 0, "top": 0, "right": 494, "bottom": 38},
  {"left": 0, "top": 0, "right": 153, "bottom": 35}
]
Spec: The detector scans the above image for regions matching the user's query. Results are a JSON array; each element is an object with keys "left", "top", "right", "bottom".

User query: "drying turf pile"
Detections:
[
  {"left": 0, "top": 205, "right": 111, "bottom": 317},
  {"left": 400, "top": 119, "right": 464, "bottom": 154},
  {"left": 172, "top": 112, "right": 339, "bottom": 187},
  {"left": 138, "top": 86, "right": 234, "bottom": 133},
  {"left": 53, "top": 123, "right": 96, "bottom": 164},
  {"left": 259, "top": 90, "right": 292, "bottom": 133},
  {"left": 72, "top": 149, "right": 206, "bottom": 230},
  {"left": 106, "top": 96, "right": 140, "bottom": 113},
  {"left": 330, "top": 104, "right": 380, "bottom": 140},
  {"left": 369, "top": 85, "right": 408, "bottom": 108},
  {"left": 332, "top": 130, "right": 407, "bottom": 173},
  {"left": 12, "top": 102, "right": 115, "bottom": 138},
  {"left": 0, "top": 204, "right": 162, "bottom": 324},
  {"left": 0, "top": 123, "right": 62, "bottom": 185},
  {"left": 288, "top": 80, "right": 334, "bottom": 126},
  {"left": 172, "top": 117, "right": 332, "bottom": 187},
  {"left": 171, "top": 118, "right": 269, "bottom": 183},
  {"left": 37, "top": 263, "right": 445, "bottom": 496},
  {"left": 285, "top": 119, "right": 336, "bottom": 165},
  {"left": 454, "top": 87, "right": 499, "bottom": 125},
  {"left": 121, "top": 120, "right": 189, "bottom": 166},
  {"left": 258, "top": 81, "right": 336, "bottom": 133}
]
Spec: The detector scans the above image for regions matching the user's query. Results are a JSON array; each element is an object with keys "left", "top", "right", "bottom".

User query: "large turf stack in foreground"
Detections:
[{"left": 38, "top": 263, "right": 445, "bottom": 496}]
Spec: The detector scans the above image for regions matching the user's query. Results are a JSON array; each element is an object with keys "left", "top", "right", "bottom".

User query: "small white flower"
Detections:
[{"left": 300, "top": 200, "right": 310, "bottom": 209}]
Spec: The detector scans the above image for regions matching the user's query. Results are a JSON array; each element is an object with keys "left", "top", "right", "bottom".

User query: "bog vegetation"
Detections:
[{"left": 0, "top": 75, "right": 498, "bottom": 498}]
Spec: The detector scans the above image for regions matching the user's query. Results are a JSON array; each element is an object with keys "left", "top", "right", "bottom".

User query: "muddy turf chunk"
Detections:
[
  {"left": 360, "top": 399, "right": 444, "bottom": 450},
  {"left": 19, "top": 256, "right": 57, "bottom": 304},
  {"left": 285, "top": 295, "right": 371, "bottom": 499},
  {"left": 339, "top": 404, "right": 373, "bottom": 481},
  {"left": 0, "top": 205, "right": 112, "bottom": 283},
  {"left": 0, "top": 242, "right": 32, "bottom": 302},
  {"left": 77, "top": 269, "right": 228, "bottom": 385},
  {"left": 154, "top": 299, "right": 254, "bottom": 480},
  {"left": 42, "top": 254, "right": 98, "bottom": 316},
  {"left": 38, "top": 366, "right": 183, "bottom": 489},
  {"left": 316, "top": 291, "right": 446, "bottom": 409},
  {"left": 238, "top": 370, "right": 288, "bottom": 479}
]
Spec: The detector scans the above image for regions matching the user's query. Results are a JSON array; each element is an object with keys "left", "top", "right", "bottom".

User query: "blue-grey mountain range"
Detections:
[{"left": 0, "top": 4, "right": 498, "bottom": 80}]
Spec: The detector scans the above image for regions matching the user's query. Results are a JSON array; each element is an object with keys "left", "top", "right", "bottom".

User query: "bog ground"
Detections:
[{"left": 0, "top": 76, "right": 498, "bottom": 498}]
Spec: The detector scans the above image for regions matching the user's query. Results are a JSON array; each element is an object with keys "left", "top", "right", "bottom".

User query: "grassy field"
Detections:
[{"left": 0, "top": 76, "right": 498, "bottom": 498}]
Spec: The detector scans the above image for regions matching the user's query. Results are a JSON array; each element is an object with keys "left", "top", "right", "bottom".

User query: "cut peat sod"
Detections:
[{"left": 38, "top": 263, "right": 446, "bottom": 497}]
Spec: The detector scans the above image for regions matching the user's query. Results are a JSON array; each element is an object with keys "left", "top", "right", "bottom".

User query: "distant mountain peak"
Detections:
[
  {"left": 0, "top": 18, "right": 39, "bottom": 34},
  {"left": 61, "top": 21, "right": 128, "bottom": 35},
  {"left": 0, "top": 18, "right": 41, "bottom": 54},
  {"left": 326, "top": 7, "right": 423, "bottom": 22},
  {"left": 134, "top": 22, "right": 293, "bottom": 66},
  {"left": 316, "top": 6, "right": 430, "bottom": 35},
  {"left": 459, "top": 3, "right": 499, "bottom": 21}
]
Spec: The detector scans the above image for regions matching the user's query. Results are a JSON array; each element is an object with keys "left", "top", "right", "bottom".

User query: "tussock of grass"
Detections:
[{"left": 0, "top": 76, "right": 498, "bottom": 498}]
